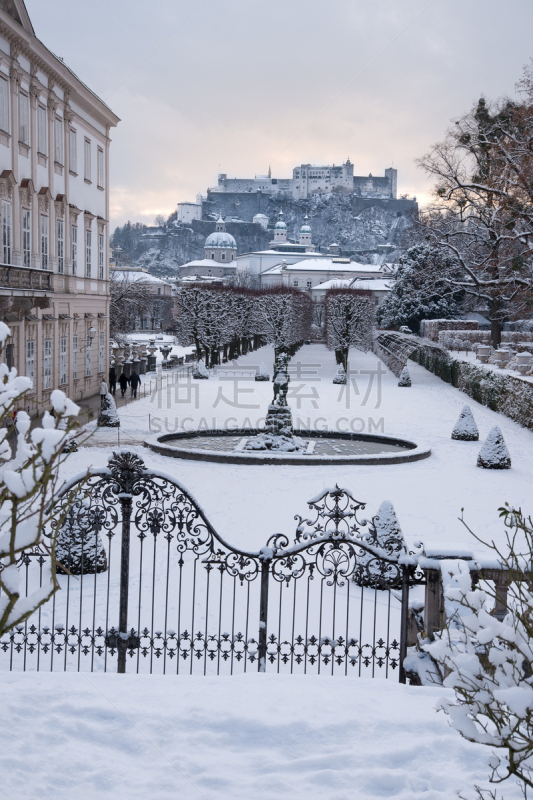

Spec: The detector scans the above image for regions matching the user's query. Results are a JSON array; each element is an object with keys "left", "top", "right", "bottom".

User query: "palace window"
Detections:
[
  {"left": 97, "top": 147, "right": 104, "bottom": 188},
  {"left": 73, "top": 335, "right": 78, "bottom": 379},
  {"left": 0, "top": 76, "right": 8, "bottom": 132},
  {"left": 38, "top": 105, "right": 46, "bottom": 154},
  {"left": 54, "top": 117, "right": 63, "bottom": 163},
  {"left": 98, "top": 234, "right": 104, "bottom": 279},
  {"left": 60, "top": 336, "right": 67, "bottom": 385},
  {"left": 40, "top": 215, "right": 48, "bottom": 270},
  {"left": 26, "top": 340, "right": 35, "bottom": 385},
  {"left": 85, "top": 229, "right": 91, "bottom": 277},
  {"left": 307, "top": 280, "right": 312, "bottom": 288},
  {"left": 293, "top": 280, "right": 298, "bottom": 287},
  {"left": 84, "top": 138, "right": 91, "bottom": 181},
  {"left": 71, "top": 225, "right": 78, "bottom": 275},
  {"left": 43, "top": 339, "right": 52, "bottom": 390},
  {"left": 69, "top": 129, "right": 77, "bottom": 173},
  {"left": 57, "top": 219, "right": 64, "bottom": 274},
  {"left": 22, "top": 209, "right": 30, "bottom": 267},
  {"left": 19, "top": 92, "right": 29, "bottom": 144},
  {"left": 2, "top": 200, "right": 12, "bottom": 264}
]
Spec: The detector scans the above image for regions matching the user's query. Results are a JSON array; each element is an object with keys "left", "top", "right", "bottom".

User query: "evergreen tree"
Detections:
[{"left": 376, "top": 244, "right": 461, "bottom": 333}]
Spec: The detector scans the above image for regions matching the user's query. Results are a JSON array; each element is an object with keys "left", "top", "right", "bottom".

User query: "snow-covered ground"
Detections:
[
  {"left": 69, "top": 343, "right": 533, "bottom": 558},
  {"left": 0, "top": 672, "right": 521, "bottom": 800}
]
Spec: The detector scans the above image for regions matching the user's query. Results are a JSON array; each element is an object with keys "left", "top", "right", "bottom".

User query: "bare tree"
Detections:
[
  {"left": 109, "top": 270, "right": 153, "bottom": 338},
  {"left": 325, "top": 289, "right": 374, "bottom": 370},
  {"left": 418, "top": 76, "right": 533, "bottom": 346}
]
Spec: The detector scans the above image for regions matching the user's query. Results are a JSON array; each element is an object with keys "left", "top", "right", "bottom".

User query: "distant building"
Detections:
[
  {"left": 177, "top": 201, "right": 202, "bottom": 224},
  {"left": 111, "top": 267, "right": 172, "bottom": 330},
  {"left": 210, "top": 159, "right": 397, "bottom": 200},
  {"left": 261, "top": 258, "right": 393, "bottom": 292},
  {"left": 179, "top": 214, "right": 237, "bottom": 279}
]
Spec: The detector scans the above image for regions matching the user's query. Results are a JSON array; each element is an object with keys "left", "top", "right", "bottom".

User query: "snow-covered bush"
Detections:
[
  {"left": 193, "top": 359, "right": 209, "bottom": 379},
  {"left": 477, "top": 426, "right": 511, "bottom": 470},
  {"left": 332, "top": 365, "right": 347, "bottom": 384},
  {"left": 97, "top": 393, "right": 120, "bottom": 428},
  {"left": 421, "top": 319, "right": 478, "bottom": 342},
  {"left": 0, "top": 323, "right": 84, "bottom": 638},
  {"left": 353, "top": 501, "right": 407, "bottom": 587},
  {"left": 55, "top": 504, "right": 108, "bottom": 575},
  {"left": 422, "top": 505, "right": 533, "bottom": 800},
  {"left": 398, "top": 366, "right": 411, "bottom": 387},
  {"left": 451, "top": 405, "right": 479, "bottom": 441}
]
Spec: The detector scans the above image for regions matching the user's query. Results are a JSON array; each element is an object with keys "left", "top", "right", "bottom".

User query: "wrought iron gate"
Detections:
[{"left": 0, "top": 452, "right": 419, "bottom": 680}]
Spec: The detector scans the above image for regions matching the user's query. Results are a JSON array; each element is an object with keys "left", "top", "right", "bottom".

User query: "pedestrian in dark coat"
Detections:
[
  {"left": 130, "top": 370, "right": 141, "bottom": 399},
  {"left": 109, "top": 367, "right": 117, "bottom": 396},
  {"left": 118, "top": 373, "right": 129, "bottom": 397}
]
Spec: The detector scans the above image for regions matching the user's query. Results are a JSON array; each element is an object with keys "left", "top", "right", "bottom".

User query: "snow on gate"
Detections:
[{"left": 0, "top": 452, "right": 414, "bottom": 679}]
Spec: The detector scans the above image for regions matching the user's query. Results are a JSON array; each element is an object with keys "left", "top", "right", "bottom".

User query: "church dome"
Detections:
[
  {"left": 274, "top": 219, "right": 287, "bottom": 231},
  {"left": 300, "top": 224, "right": 311, "bottom": 233},
  {"left": 205, "top": 231, "right": 237, "bottom": 249}
]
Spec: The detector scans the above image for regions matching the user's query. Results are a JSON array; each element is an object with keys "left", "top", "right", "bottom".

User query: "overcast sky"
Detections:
[{"left": 25, "top": 0, "right": 533, "bottom": 229}]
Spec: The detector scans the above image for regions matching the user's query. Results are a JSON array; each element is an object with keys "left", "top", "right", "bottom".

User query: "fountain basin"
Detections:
[{"left": 144, "top": 429, "right": 431, "bottom": 466}]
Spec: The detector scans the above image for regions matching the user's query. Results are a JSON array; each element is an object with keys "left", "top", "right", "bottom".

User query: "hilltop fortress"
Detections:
[{"left": 213, "top": 160, "right": 397, "bottom": 200}]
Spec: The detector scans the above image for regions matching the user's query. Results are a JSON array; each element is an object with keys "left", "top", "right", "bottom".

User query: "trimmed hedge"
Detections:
[{"left": 409, "top": 344, "right": 533, "bottom": 430}]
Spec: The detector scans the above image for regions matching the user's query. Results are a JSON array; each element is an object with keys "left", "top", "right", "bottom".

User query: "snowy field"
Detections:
[
  {"left": 0, "top": 672, "right": 523, "bottom": 800},
  {"left": 67, "top": 343, "right": 533, "bottom": 558}
]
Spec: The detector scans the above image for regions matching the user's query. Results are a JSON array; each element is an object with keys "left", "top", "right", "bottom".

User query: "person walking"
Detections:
[
  {"left": 108, "top": 366, "right": 117, "bottom": 396},
  {"left": 130, "top": 370, "right": 141, "bottom": 399},
  {"left": 118, "top": 372, "right": 129, "bottom": 397}
]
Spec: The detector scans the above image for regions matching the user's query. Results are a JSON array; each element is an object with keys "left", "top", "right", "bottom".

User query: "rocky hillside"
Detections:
[{"left": 111, "top": 195, "right": 417, "bottom": 277}]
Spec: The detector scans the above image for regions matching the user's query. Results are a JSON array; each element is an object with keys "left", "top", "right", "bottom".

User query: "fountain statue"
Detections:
[{"left": 245, "top": 351, "right": 306, "bottom": 452}]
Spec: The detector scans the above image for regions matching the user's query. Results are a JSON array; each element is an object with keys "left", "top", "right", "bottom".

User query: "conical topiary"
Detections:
[
  {"left": 55, "top": 506, "right": 108, "bottom": 575},
  {"left": 333, "top": 365, "right": 347, "bottom": 384},
  {"left": 97, "top": 392, "right": 120, "bottom": 428},
  {"left": 477, "top": 426, "right": 511, "bottom": 470},
  {"left": 398, "top": 366, "right": 411, "bottom": 387},
  {"left": 353, "top": 501, "right": 407, "bottom": 587},
  {"left": 451, "top": 405, "right": 479, "bottom": 441}
]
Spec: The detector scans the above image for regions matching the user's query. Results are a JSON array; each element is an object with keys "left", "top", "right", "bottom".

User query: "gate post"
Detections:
[
  {"left": 424, "top": 568, "right": 443, "bottom": 640},
  {"left": 117, "top": 494, "right": 132, "bottom": 674},
  {"left": 398, "top": 567, "right": 409, "bottom": 684},
  {"left": 258, "top": 556, "right": 270, "bottom": 673}
]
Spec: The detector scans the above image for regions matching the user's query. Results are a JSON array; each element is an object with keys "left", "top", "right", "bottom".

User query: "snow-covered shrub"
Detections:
[
  {"left": 0, "top": 323, "right": 84, "bottom": 638},
  {"left": 477, "top": 426, "right": 511, "bottom": 469},
  {"left": 193, "top": 359, "right": 209, "bottom": 379},
  {"left": 451, "top": 405, "right": 479, "bottom": 441},
  {"left": 421, "top": 319, "right": 479, "bottom": 342},
  {"left": 97, "top": 393, "right": 120, "bottom": 428},
  {"left": 332, "top": 365, "right": 347, "bottom": 384},
  {"left": 353, "top": 501, "right": 407, "bottom": 587},
  {"left": 55, "top": 504, "right": 108, "bottom": 575},
  {"left": 421, "top": 505, "right": 533, "bottom": 800},
  {"left": 398, "top": 366, "right": 411, "bottom": 387}
]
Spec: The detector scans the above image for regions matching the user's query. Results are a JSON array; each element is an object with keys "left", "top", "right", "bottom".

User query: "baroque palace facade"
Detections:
[{"left": 0, "top": 1, "right": 119, "bottom": 411}]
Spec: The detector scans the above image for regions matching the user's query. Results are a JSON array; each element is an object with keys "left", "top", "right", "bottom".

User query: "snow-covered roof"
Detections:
[
  {"left": 311, "top": 279, "right": 352, "bottom": 291},
  {"left": 112, "top": 270, "right": 171, "bottom": 286},
  {"left": 349, "top": 279, "right": 393, "bottom": 292},
  {"left": 261, "top": 259, "right": 386, "bottom": 275},
  {"left": 180, "top": 258, "right": 236, "bottom": 269}
]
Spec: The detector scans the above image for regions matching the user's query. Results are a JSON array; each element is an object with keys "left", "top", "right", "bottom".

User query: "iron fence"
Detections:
[{"left": 0, "top": 452, "right": 422, "bottom": 680}]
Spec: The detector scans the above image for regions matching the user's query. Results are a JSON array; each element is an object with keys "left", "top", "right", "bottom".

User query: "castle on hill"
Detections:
[{"left": 213, "top": 159, "right": 397, "bottom": 200}]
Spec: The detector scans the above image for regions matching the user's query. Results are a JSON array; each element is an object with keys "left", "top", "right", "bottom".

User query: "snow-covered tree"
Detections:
[
  {"left": 0, "top": 323, "right": 85, "bottom": 638},
  {"left": 253, "top": 287, "right": 311, "bottom": 358},
  {"left": 452, "top": 405, "right": 479, "bottom": 441},
  {"left": 109, "top": 269, "right": 153, "bottom": 337},
  {"left": 376, "top": 244, "right": 462, "bottom": 333},
  {"left": 398, "top": 366, "right": 412, "bottom": 387},
  {"left": 418, "top": 69, "right": 533, "bottom": 346},
  {"left": 325, "top": 288, "right": 374, "bottom": 370},
  {"left": 422, "top": 504, "right": 533, "bottom": 800},
  {"left": 55, "top": 504, "right": 107, "bottom": 576},
  {"left": 478, "top": 426, "right": 511, "bottom": 469},
  {"left": 354, "top": 501, "right": 406, "bottom": 587}
]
